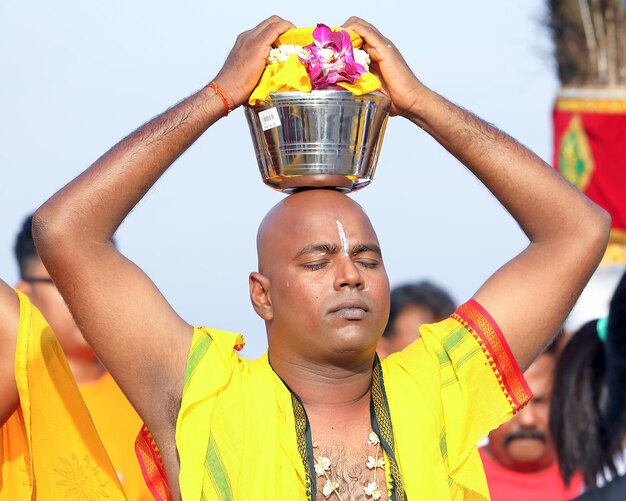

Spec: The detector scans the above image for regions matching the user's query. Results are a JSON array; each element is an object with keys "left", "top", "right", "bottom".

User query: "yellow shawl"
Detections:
[{"left": 168, "top": 300, "right": 531, "bottom": 500}]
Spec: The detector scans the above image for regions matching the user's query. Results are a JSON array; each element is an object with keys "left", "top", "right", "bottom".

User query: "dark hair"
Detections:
[
  {"left": 549, "top": 271, "right": 626, "bottom": 487},
  {"left": 549, "top": 320, "right": 608, "bottom": 487},
  {"left": 384, "top": 281, "right": 455, "bottom": 337},
  {"left": 604, "top": 271, "right": 626, "bottom": 445},
  {"left": 14, "top": 214, "right": 38, "bottom": 279}
]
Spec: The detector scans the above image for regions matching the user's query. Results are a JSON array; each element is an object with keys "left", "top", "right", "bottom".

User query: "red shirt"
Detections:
[{"left": 480, "top": 447, "right": 584, "bottom": 501}]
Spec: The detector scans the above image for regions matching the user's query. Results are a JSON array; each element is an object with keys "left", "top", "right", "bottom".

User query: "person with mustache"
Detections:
[{"left": 480, "top": 340, "right": 584, "bottom": 500}]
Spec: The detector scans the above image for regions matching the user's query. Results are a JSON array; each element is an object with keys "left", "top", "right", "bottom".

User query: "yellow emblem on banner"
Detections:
[
  {"left": 602, "top": 229, "right": 626, "bottom": 264},
  {"left": 558, "top": 114, "right": 594, "bottom": 191}
]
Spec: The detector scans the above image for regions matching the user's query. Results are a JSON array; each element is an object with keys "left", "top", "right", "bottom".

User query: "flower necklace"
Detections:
[{"left": 313, "top": 431, "right": 385, "bottom": 500}]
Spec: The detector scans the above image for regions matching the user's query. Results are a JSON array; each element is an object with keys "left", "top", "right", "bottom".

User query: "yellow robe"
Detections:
[
  {"left": 142, "top": 299, "right": 531, "bottom": 500},
  {"left": 79, "top": 372, "right": 153, "bottom": 500},
  {"left": 0, "top": 291, "right": 126, "bottom": 500}
]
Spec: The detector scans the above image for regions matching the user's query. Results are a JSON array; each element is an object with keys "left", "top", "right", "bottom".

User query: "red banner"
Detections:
[{"left": 553, "top": 95, "right": 626, "bottom": 263}]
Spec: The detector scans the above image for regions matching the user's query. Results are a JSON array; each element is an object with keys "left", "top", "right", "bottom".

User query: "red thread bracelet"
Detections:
[{"left": 208, "top": 82, "right": 232, "bottom": 117}]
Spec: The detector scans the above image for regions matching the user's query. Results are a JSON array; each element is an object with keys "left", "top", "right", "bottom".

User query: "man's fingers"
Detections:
[
  {"left": 342, "top": 16, "right": 361, "bottom": 27},
  {"left": 342, "top": 17, "right": 395, "bottom": 61},
  {"left": 234, "top": 16, "right": 294, "bottom": 54},
  {"left": 258, "top": 18, "right": 296, "bottom": 47},
  {"left": 342, "top": 17, "right": 384, "bottom": 40},
  {"left": 236, "top": 16, "right": 293, "bottom": 48},
  {"left": 253, "top": 15, "right": 291, "bottom": 33},
  {"left": 214, "top": 16, "right": 296, "bottom": 108}
]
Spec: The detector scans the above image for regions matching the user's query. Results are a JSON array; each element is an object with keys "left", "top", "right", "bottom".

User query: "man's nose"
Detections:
[
  {"left": 517, "top": 406, "right": 537, "bottom": 427},
  {"left": 333, "top": 256, "right": 363, "bottom": 290}
]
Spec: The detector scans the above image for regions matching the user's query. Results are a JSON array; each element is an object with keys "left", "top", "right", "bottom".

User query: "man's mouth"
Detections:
[
  {"left": 504, "top": 430, "right": 546, "bottom": 446},
  {"left": 329, "top": 300, "right": 369, "bottom": 320}
]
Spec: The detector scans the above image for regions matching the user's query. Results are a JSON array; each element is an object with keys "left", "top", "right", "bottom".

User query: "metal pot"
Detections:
[{"left": 245, "top": 90, "right": 390, "bottom": 193}]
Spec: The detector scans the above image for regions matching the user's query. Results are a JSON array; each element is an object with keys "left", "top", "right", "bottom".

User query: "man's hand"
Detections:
[
  {"left": 214, "top": 16, "right": 295, "bottom": 109},
  {"left": 342, "top": 17, "right": 424, "bottom": 117}
]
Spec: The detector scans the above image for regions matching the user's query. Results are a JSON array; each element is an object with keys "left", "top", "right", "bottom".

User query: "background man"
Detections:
[
  {"left": 480, "top": 341, "right": 584, "bottom": 500},
  {"left": 377, "top": 280, "right": 455, "bottom": 357},
  {"left": 13, "top": 215, "right": 151, "bottom": 501}
]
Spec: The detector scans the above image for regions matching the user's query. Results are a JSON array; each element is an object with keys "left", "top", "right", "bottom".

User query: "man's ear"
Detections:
[
  {"left": 249, "top": 272, "right": 273, "bottom": 321},
  {"left": 14, "top": 280, "right": 32, "bottom": 297}
]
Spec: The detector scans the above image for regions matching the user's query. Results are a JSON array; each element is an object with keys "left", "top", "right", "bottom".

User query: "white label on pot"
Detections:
[{"left": 259, "top": 108, "right": 281, "bottom": 131}]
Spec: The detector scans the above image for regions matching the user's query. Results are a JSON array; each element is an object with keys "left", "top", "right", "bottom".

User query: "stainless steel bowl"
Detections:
[{"left": 245, "top": 90, "right": 390, "bottom": 193}]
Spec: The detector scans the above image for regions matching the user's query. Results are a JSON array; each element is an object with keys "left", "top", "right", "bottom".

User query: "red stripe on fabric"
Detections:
[
  {"left": 453, "top": 300, "right": 532, "bottom": 413},
  {"left": 135, "top": 424, "right": 173, "bottom": 501}
]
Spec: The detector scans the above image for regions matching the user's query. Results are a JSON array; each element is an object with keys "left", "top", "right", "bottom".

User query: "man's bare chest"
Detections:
[{"left": 311, "top": 431, "right": 388, "bottom": 501}]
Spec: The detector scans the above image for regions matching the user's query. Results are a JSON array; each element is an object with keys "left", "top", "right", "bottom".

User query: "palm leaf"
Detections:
[{"left": 548, "top": 0, "right": 626, "bottom": 86}]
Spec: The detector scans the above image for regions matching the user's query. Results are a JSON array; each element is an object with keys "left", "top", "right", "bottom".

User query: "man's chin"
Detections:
[
  {"left": 506, "top": 440, "right": 550, "bottom": 469},
  {"left": 322, "top": 332, "right": 378, "bottom": 359},
  {"left": 330, "top": 322, "right": 377, "bottom": 342}
]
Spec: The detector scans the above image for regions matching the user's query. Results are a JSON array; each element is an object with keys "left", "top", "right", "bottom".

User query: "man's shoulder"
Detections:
[{"left": 193, "top": 326, "right": 246, "bottom": 355}]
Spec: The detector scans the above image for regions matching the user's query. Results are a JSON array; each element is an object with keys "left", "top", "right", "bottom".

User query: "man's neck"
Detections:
[
  {"left": 67, "top": 356, "right": 106, "bottom": 385},
  {"left": 269, "top": 352, "right": 375, "bottom": 409}
]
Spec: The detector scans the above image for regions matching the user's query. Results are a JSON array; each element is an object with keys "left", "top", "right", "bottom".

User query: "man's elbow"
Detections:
[
  {"left": 581, "top": 204, "right": 612, "bottom": 259},
  {"left": 31, "top": 205, "right": 72, "bottom": 261}
]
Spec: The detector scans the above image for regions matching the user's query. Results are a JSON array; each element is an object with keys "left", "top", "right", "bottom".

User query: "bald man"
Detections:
[{"left": 33, "top": 16, "right": 610, "bottom": 501}]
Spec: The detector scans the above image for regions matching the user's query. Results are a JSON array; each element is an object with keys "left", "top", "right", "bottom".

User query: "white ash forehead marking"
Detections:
[{"left": 336, "top": 220, "right": 349, "bottom": 257}]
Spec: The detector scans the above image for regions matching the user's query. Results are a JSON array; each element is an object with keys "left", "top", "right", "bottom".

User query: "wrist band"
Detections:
[{"left": 208, "top": 82, "right": 232, "bottom": 117}]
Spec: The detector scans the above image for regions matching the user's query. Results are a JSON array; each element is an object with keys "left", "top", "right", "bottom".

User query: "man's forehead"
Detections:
[
  {"left": 524, "top": 353, "right": 555, "bottom": 392},
  {"left": 256, "top": 191, "right": 379, "bottom": 264},
  {"left": 261, "top": 191, "right": 372, "bottom": 233}
]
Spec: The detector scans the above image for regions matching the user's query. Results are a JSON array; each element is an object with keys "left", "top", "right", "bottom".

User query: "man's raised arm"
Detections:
[
  {"left": 32, "top": 17, "right": 294, "bottom": 429},
  {"left": 345, "top": 17, "right": 611, "bottom": 370}
]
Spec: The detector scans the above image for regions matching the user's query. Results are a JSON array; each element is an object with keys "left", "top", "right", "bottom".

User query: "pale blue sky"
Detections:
[{"left": 0, "top": 1, "right": 557, "bottom": 358}]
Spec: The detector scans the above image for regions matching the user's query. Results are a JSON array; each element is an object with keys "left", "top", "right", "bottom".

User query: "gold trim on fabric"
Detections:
[
  {"left": 600, "top": 230, "right": 626, "bottom": 264},
  {"left": 602, "top": 243, "right": 626, "bottom": 264},
  {"left": 556, "top": 98, "right": 626, "bottom": 114},
  {"left": 610, "top": 229, "right": 626, "bottom": 244}
]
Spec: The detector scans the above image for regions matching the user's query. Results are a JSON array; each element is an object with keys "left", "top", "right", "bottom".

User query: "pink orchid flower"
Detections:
[{"left": 299, "top": 24, "right": 366, "bottom": 89}]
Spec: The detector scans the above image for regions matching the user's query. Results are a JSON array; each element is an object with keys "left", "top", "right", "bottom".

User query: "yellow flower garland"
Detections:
[{"left": 248, "top": 26, "right": 382, "bottom": 105}]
